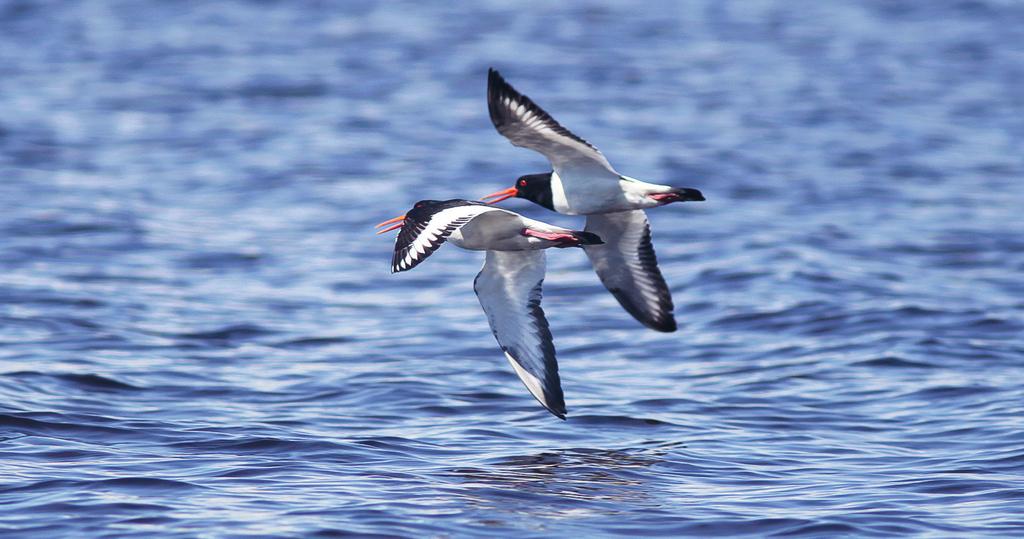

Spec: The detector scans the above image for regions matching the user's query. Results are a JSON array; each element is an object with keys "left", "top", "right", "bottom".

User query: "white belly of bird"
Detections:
[
  {"left": 450, "top": 216, "right": 537, "bottom": 251},
  {"left": 556, "top": 171, "right": 669, "bottom": 214},
  {"left": 452, "top": 213, "right": 574, "bottom": 252}
]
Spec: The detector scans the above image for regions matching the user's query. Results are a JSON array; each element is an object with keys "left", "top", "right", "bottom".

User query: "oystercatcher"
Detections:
[
  {"left": 376, "top": 199, "right": 603, "bottom": 419},
  {"left": 481, "top": 68, "right": 705, "bottom": 333}
]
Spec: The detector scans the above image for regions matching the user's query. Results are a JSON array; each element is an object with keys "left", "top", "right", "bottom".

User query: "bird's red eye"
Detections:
[{"left": 519, "top": 179, "right": 527, "bottom": 186}]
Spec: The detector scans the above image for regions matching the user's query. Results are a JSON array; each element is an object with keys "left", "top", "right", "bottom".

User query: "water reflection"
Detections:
[{"left": 443, "top": 445, "right": 679, "bottom": 519}]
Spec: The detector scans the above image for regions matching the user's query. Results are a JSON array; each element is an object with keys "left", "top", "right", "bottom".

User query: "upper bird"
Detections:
[
  {"left": 375, "top": 199, "right": 603, "bottom": 419},
  {"left": 481, "top": 68, "right": 705, "bottom": 333}
]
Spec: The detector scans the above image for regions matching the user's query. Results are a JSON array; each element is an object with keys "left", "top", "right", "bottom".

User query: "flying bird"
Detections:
[
  {"left": 481, "top": 68, "right": 705, "bottom": 333},
  {"left": 375, "top": 199, "right": 603, "bottom": 419}
]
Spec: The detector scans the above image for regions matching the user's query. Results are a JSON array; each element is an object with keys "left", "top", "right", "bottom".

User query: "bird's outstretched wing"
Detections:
[
  {"left": 488, "top": 68, "right": 616, "bottom": 176},
  {"left": 474, "top": 249, "right": 566, "bottom": 419},
  {"left": 391, "top": 201, "right": 496, "bottom": 273},
  {"left": 583, "top": 210, "right": 677, "bottom": 332}
]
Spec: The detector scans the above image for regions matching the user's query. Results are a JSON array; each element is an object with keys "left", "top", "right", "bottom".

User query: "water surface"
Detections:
[{"left": 1, "top": 1, "right": 1023, "bottom": 536}]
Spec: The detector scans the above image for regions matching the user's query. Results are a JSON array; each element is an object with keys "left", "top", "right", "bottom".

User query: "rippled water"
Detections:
[{"left": 2, "top": 1, "right": 1023, "bottom": 536}]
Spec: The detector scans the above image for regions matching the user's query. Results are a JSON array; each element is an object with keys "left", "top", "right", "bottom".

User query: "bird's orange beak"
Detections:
[
  {"left": 374, "top": 214, "right": 406, "bottom": 235},
  {"left": 480, "top": 187, "right": 518, "bottom": 205}
]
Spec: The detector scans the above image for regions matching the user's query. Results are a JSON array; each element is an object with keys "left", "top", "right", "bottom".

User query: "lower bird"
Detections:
[{"left": 375, "top": 199, "right": 603, "bottom": 419}]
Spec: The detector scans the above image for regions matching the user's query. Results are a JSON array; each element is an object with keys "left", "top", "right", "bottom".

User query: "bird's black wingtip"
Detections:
[
  {"left": 487, "top": 68, "right": 517, "bottom": 101},
  {"left": 647, "top": 317, "right": 678, "bottom": 333},
  {"left": 544, "top": 393, "right": 569, "bottom": 422},
  {"left": 542, "top": 386, "right": 567, "bottom": 420},
  {"left": 608, "top": 289, "right": 678, "bottom": 333},
  {"left": 487, "top": 68, "right": 512, "bottom": 128}
]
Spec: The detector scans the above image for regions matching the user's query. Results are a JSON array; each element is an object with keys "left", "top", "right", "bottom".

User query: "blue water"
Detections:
[{"left": 2, "top": 1, "right": 1023, "bottom": 536}]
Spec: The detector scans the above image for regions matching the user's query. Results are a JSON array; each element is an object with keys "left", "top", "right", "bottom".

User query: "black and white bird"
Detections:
[
  {"left": 481, "top": 68, "right": 705, "bottom": 333},
  {"left": 375, "top": 199, "right": 603, "bottom": 419}
]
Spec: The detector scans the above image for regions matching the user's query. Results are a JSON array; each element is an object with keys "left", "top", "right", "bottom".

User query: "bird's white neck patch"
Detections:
[{"left": 550, "top": 171, "right": 570, "bottom": 214}]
